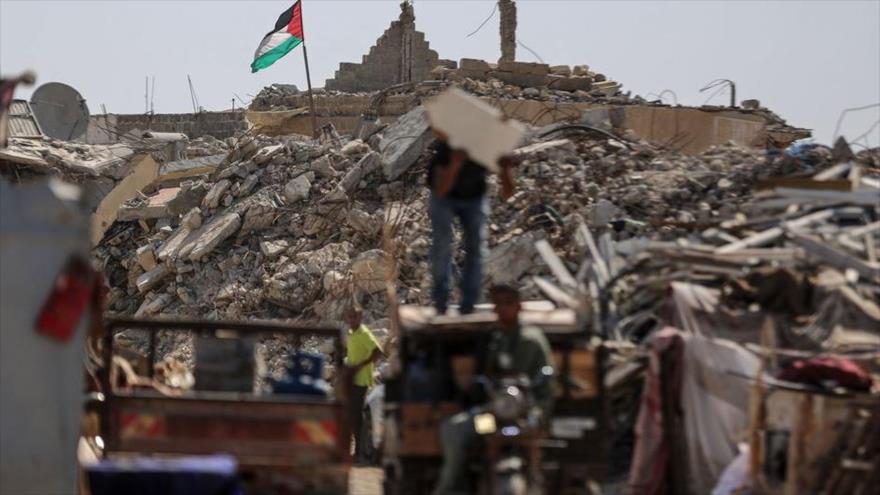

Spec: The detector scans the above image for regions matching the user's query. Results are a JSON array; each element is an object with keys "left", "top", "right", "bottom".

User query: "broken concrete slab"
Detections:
[
  {"left": 572, "top": 65, "right": 589, "bottom": 76},
  {"left": 309, "top": 155, "right": 338, "bottom": 179},
  {"left": 550, "top": 65, "right": 572, "bottom": 76},
  {"left": 589, "top": 199, "right": 622, "bottom": 227},
  {"left": 547, "top": 75, "right": 593, "bottom": 92},
  {"left": 252, "top": 144, "right": 284, "bottom": 165},
  {"left": 134, "top": 293, "right": 173, "bottom": 317},
  {"left": 157, "top": 154, "right": 225, "bottom": 185},
  {"left": 340, "top": 151, "right": 380, "bottom": 193},
  {"left": 378, "top": 107, "right": 432, "bottom": 180},
  {"left": 202, "top": 179, "right": 231, "bottom": 209},
  {"left": 351, "top": 249, "right": 391, "bottom": 293},
  {"left": 90, "top": 154, "right": 160, "bottom": 245},
  {"left": 284, "top": 174, "right": 312, "bottom": 203},
  {"left": 238, "top": 194, "right": 277, "bottom": 234},
  {"left": 167, "top": 181, "right": 209, "bottom": 215},
  {"left": 136, "top": 264, "right": 170, "bottom": 293},
  {"left": 348, "top": 208, "right": 382, "bottom": 236},
  {"left": 260, "top": 239, "right": 289, "bottom": 259},
  {"left": 156, "top": 225, "right": 194, "bottom": 261},
  {"left": 498, "top": 61, "right": 549, "bottom": 76},
  {"left": 236, "top": 173, "right": 260, "bottom": 197},
  {"left": 182, "top": 207, "right": 202, "bottom": 229},
  {"left": 117, "top": 188, "right": 179, "bottom": 222},
  {"left": 486, "top": 232, "right": 538, "bottom": 285},
  {"left": 341, "top": 139, "right": 370, "bottom": 157},
  {"left": 182, "top": 212, "right": 241, "bottom": 261},
  {"left": 136, "top": 244, "right": 157, "bottom": 271}
]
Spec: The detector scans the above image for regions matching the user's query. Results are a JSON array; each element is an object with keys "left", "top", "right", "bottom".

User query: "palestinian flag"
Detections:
[{"left": 251, "top": 1, "right": 304, "bottom": 73}]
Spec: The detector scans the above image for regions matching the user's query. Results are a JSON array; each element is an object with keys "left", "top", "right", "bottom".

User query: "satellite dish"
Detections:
[{"left": 30, "top": 82, "right": 90, "bottom": 141}]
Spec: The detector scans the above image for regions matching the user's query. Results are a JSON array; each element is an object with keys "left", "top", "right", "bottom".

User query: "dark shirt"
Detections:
[
  {"left": 427, "top": 141, "right": 487, "bottom": 199},
  {"left": 486, "top": 323, "right": 554, "bottom": 415}
]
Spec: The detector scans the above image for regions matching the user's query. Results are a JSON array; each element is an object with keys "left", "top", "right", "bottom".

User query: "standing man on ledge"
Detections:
[{"left": 427, "top": 129, "right": 516, "bottom": 315}]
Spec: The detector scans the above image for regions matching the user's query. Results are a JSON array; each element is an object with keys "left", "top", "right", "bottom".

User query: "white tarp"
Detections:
[{"left": 680, "top": 334, "right": 760, "bottom": 494}]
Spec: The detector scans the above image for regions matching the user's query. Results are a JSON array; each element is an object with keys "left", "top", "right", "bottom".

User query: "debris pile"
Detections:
[
  {"left": 91, "top": 99, "right": 877, "bottom": 384},
  {"left": 529, "top": 152, "right": 880, "bottom": 494},
  {"left": 95, "top": 111, "right": 879, "bottom": 321}
]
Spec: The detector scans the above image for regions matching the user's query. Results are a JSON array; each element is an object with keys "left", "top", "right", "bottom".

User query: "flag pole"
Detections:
[{"left": 298, "top": 1, "right": 319, "bottom": 138}]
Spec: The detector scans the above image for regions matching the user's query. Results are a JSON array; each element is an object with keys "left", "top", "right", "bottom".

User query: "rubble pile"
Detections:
[
  {"left": 250, "top": 61, "right": 632, "bottom": 112},
  {"left": 92, "top": 103, "right": 878, "bottom": 379},
  {"left": 0, "top": 136, "right": 135, "bottom": 182},
  {"left": 183, "top": 135, "right": 231, "bottom": 158}
]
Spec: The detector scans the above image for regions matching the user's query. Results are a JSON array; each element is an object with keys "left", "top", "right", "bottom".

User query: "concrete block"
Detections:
[
  {"left": 284, "top": 174, "right": 311, "bottom": 203},
  {"left": 379, "top": 107, "right": 431, "bottom": 180},
  {"left": 136, "top": 264, "right": 170, "bottom": 293},
  {"left": 183, "top": 212, "right": 242, "bottom": 261},
  {"left": 340, "top": 151, "right": 380, "bottom": 193},
  {"left": 136, "top": 244, "right": 157, "bottom": 271},
  {"left": 202, "top": 179, "right": 231, "bottom": 209},
  {"left": 182, "top": 207, "right": 202, "bottom": 229},
  {"left": 547, "top": 75, "right": 593, "bottom": 92},
  {"left": 492, "top": 71, "right": 549, "bottom": 88},
  {"left": 497, "top": 61, "right": 549, "bottom": 75},
  {"left": 351, "top": 249, "right": 391, "bottom": 294},
  {"left": 460, "top": 58, "right": 491, "bottom": 71},
  {"left": 260, "top": 239, "right": 289, "bottom": 259}
]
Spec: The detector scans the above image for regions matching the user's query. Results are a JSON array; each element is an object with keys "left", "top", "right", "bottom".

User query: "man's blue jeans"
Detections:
[{"left": 429, "top": 193, "right": 487, "bottom": 313}]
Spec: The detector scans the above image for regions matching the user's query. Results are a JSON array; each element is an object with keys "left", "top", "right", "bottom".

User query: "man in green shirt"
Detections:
[
  {"left": 343, "top": 307, "right": 383, "bottom": 461},
  {"left": 435, "top": 285, "right": 554, "bottom": 495}
]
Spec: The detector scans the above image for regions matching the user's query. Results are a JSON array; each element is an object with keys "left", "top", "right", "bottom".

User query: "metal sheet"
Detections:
[
  {"left": 6, "top": 99, "right": 43, "bottom": 138},
  {"left": 7, "top": 116, "right": 42, "bottom": 138}
]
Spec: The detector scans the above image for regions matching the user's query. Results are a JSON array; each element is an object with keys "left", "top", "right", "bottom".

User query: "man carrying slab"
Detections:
[{"left": 425, "top": 89, "right": 524, "bottom": 315}]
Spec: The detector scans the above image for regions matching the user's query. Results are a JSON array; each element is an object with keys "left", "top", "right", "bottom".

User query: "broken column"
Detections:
[
  {"left": 399, "top": 1, "right": 415, "bottom": 84},
  {"left": 499, "top": 0, "right": 517, "bottom": 64}
]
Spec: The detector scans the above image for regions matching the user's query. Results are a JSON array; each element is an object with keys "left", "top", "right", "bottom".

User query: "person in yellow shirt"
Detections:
[{"left": 343, "top": 307, "right": 383, "bottom": 461}]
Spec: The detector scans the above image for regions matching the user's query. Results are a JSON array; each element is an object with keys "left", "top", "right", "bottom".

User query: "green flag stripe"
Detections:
[{"left": 251, "top": 35, "right": 303, "bottom": 73}]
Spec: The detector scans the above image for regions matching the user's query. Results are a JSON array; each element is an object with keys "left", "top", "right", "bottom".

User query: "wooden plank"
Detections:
[
  {"left": 774, "top": 188, "right": 880, "bottom": 206},
  {"left": 812, "top": 162, "right": 852, "bottom": 180},
  {"left": 715, "top": 209, "right": 834, "bottom": 254},
  {"left": 865, "top": 234, "right": 877, "bottom": 264},
  {"left": 844, "top": 221, "right": 880, "bottom": 238},
  {"left": 789, "top": 232, "right": 880, "bottom": 281},
  {"left": 533, "top": 276, "right": 580, "bottom": 310},
  {"left": 397, "top": 303, "right": 579, "bottom": 333},
  {"left": 757, "top": 177, "right": 852, "bottom": 192},
  {"left": 534, "top": 239, "right": 578, "bottom": 289},
  {"left": 577, "top": 221, "right": 610, "bottom": 285}
]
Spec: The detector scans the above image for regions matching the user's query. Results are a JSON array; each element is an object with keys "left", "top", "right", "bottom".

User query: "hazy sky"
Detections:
[{"left": 2, "top": 0, "right": 878, "bottom": 146}]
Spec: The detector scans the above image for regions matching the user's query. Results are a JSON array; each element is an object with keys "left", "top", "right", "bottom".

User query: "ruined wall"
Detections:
[
  {"left": 248, "top": 93, "right": 798, "bottom": 154},
  {"left": 324, "top": 4, "right": 451, "bottom": 92},
  {"left": 87, "top": 111, "right": 248, "bottom": 144}
]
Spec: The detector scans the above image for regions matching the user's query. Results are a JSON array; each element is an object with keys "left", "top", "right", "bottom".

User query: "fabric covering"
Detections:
[
  {"left": 777, "top": 356, "right": 873, "bottom": 391},
  {"left": 628, "top": 328, "right": 759, "bottom": 495}
]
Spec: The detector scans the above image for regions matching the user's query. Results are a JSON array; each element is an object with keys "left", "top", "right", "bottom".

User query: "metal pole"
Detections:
[{"left": 298, "top": 1, "right": 319, "bottom": 137}]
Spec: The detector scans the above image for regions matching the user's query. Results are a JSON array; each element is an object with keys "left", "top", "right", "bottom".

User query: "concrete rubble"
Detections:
[{"left": 89, "top": 86, "right": 878, "bottom": 389}]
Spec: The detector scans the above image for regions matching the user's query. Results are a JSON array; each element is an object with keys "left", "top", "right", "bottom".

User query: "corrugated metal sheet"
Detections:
[
  {"left": 9, "top": 100, "right": 31, "bottom": 116},
  {"left": 6, "top": 99, "right": 43, "bottom": 138},
  {"left": 8, "top": 117, "right": 41, "bottom": 138}
]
